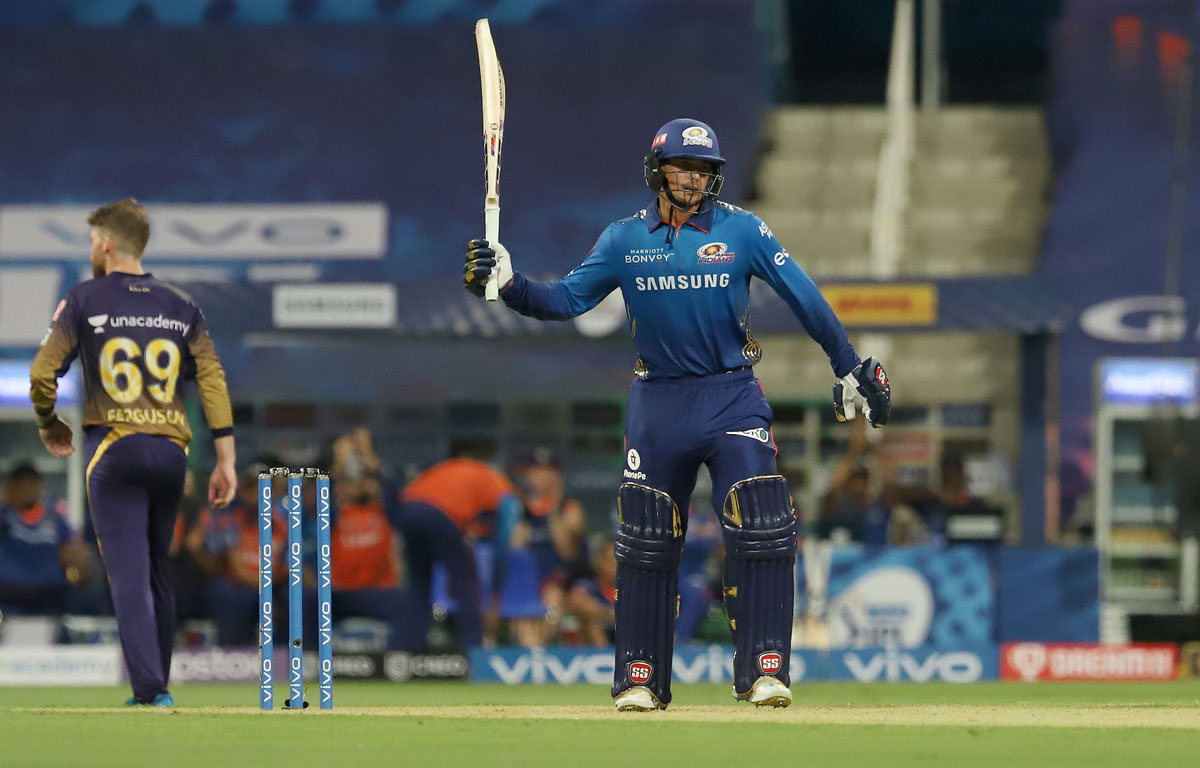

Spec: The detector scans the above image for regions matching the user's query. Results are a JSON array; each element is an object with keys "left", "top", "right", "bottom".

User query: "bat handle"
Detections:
[{"left": 484, "top": 205, "right": 500, "bottom": 302}]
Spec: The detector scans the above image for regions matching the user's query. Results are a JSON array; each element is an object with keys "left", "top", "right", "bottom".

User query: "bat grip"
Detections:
[{"left": 484, "top": 205, "right": 500, "bottom": 302}]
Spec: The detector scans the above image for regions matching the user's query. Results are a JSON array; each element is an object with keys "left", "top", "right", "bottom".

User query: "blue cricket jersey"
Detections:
[
  {"left": 501, "top": 199, "right": 860, "bottom": 380},
  {"left": 0, "top": 501, "right": 72, "bottom": 587}
]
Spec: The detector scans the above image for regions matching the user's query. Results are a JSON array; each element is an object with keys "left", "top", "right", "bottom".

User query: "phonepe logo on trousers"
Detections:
[
  {"left": 0, "top": 203, "right": 387, "bottom": 259},
  {"left": 623, "top": 448, "right": 646, "bottom": 481}
]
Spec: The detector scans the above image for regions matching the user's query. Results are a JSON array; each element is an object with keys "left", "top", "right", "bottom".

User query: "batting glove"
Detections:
[
  {"left": 832, "top": 357, "right": 891, "bottom": 428},
  {"left": 464, "top": 238, "right": 514, "bottom": 297}
]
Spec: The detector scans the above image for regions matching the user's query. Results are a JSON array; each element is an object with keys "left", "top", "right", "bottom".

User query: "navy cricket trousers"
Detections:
[
  {"left": 392, "top": 501, "right": 484, "bottom": 651},
  {"left": 85, "top": 427, "right": 187, "bottom": 702},
  {"left": 623, "top": 367, "right": 779, "bottom": 520}
]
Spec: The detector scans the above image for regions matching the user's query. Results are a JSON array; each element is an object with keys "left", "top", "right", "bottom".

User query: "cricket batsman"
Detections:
[{"left": 463, "top": 118, "right": 890, "bottom": 711}]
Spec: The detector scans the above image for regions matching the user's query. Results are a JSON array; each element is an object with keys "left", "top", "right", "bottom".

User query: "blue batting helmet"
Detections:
[{"left": 644, "top": 118, "right": 726, "bottom": 200}]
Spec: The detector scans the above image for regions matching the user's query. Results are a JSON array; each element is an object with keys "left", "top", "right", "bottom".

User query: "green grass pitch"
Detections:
[{"left": 1, "top": 681, "right": 1197, "bottom": 767}]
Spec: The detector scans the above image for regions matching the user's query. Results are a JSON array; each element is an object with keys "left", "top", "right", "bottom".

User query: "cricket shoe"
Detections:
[
  {"left": 613, "top": 686, "right": 666, "bottom": 712},
  {"left": 125, "top": 692, "right": 175, "bottom": 707},
  {"left": 734, "top": 676, "right": 791, "bottom": 708}
]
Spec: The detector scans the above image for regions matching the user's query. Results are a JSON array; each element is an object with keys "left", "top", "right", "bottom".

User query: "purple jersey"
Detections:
[{"left": 30, "top": 271, "right": 232, "bottom": 445}]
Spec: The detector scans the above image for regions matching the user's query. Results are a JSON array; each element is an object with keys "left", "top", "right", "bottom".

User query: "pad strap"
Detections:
[
  {"left": 722, "top": 475, "right": 799, "bottom": 559},
  {"left": 614, "top": 483, "right": 684, "bottom": 570}
]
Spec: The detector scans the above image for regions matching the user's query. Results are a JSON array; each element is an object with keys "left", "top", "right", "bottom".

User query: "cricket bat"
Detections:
[{"left": 476, "top": 18, "right": 506, "bottom": 302}]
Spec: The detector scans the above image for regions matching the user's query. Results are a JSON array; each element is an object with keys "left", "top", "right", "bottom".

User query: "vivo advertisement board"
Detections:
[
  {"left": 468, "top": 644, "right": 999, "bottom": 685},
  {"left": 0, "top": 204, "right": 388, "bottom": 260}
]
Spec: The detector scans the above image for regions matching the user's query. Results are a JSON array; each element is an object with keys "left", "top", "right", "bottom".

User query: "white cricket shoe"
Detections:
[
  {"left": 734, "top": 675, "right": 792, "bottom": 708},
  {"left": 614, "top": 686, "right": 666, "bottom": 712}
]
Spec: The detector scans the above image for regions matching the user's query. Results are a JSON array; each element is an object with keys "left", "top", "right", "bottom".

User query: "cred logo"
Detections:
[
  {"left": 758, "top": 652, "right": 783, "bottom": 675},
  {"left": 628, "top": 661, "right": 653, "bottom": 684}
]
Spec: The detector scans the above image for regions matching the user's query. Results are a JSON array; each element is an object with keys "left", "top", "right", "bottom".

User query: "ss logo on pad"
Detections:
[
  {"left": 628, "top": 661, "right": 653, "bottom": 684},
  {"left": 758, "top": 652, "right": 783, "bottom": 675}
]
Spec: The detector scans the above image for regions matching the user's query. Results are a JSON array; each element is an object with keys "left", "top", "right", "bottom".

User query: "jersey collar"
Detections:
[{"left": 643, "top": 196, "right": 714, "bottom": 235}]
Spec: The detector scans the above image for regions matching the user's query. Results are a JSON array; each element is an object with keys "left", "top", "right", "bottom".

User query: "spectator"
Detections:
[
  {"left": 509, "top": 448, "right": 589, "bottom": 645},
  {"left": 327, "top": 429, "right": 409, "bottom": 650},
  {"left": 819, "top": 424, "right": 894, "bottom": 546},
  {"left": 192, "top": 462, "right": 285, "bottom": 645},
  {"left": 0, "top": 463, "right": 92, "bottom": 615},
  {"left": 564, "top": 539, "right": 617, "bottom": 646},
  {"left": 393, "top": 451, "right": 521, "bottom": 651},
  {"left": 895, "top": 455, "right": 999, "bottom": 546}
]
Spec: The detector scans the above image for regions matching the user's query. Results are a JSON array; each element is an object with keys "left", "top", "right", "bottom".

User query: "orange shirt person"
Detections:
[
  {"left": 394, "top": 458, "right": 521, "bottom": 651},
  {"left": 330, "top": 499, "right": 401, "bottom": 591}
]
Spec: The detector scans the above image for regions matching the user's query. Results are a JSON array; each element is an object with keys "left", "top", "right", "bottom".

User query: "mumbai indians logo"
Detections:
[
  {"left": 681, "top": 126, "right": 714, "bottom": 148},
  {"left": 628, "top": 660, "right": 653, "bottom": 684},
  {"left": 697, "top": 242, "right": 735, "bottom": 264},
  {"left": 726, "top": 427, "right": 770, "bottom": 444}
]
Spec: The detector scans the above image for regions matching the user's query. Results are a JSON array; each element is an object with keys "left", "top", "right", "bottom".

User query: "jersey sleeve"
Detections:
[
  {"left": 500, "top": 226, "right": 620, "bottom": 320},
  {"left": 29, "top": 296, "right": 80, "bottom": 425},
  {"left": 747, "top": 215, "right": 860, "bottom": 377},
  {"left": 185, "top": 307, "right": 234, "bottom": 438}
]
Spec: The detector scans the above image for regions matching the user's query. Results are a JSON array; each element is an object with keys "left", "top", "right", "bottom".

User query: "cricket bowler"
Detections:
[{"left": 30, "top": 198, "right": 237, "bottom": 706}]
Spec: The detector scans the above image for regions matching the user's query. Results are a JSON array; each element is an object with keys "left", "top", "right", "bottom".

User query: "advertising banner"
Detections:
[
  {"left": 0, "top": 647, "right": 122, "bottom": 686},
  {"left": 273, "top": 284, "right": 397, "bottom": 329},
  {"left": 829, "top": 645, "right": 997, "bottom": 683},
  {"left": 797, "top": 546, "right": 994, "bottom": 649},
  {"left": 820, "top": 284, "right": 937, "bottom": 326},
  {"left": 0, "top": 204, "right": 388, "bottom": 260},
  {"left": 166, "top": 648, "right": 467, "bottom": 683},
  {"left": 1000, "top": 642, "right": 1178, "bottom": 681},
  {"left": 469, "top": 643, "right": 999, "bottom": 684}
]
